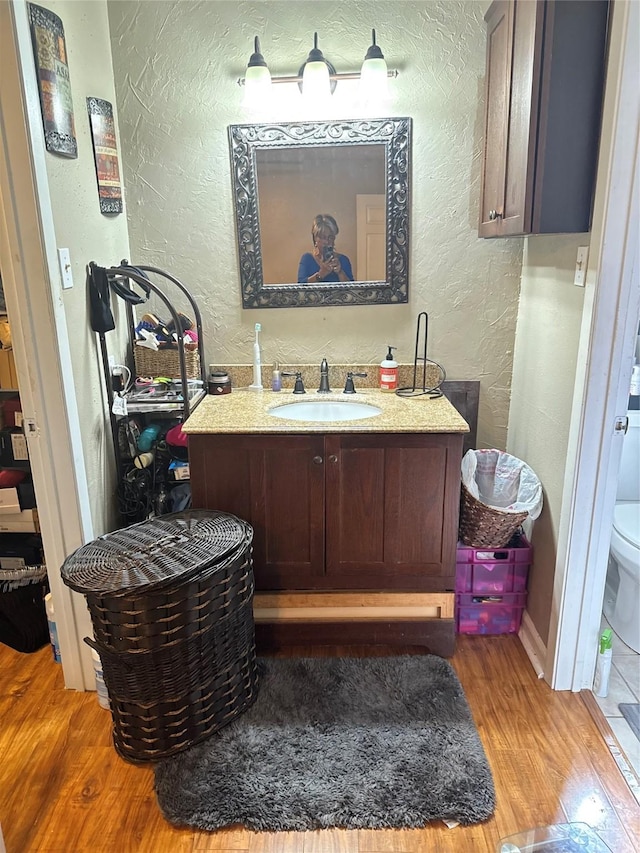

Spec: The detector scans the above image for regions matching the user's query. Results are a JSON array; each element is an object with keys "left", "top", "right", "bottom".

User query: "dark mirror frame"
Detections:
[{"left": 228, "top": 118, "right": 412, "bottom": 309}]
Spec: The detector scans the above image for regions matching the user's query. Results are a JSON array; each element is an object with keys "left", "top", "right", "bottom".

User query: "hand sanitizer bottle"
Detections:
[{"left": 594, "top": 628, "right": 613, "bottom": 697}]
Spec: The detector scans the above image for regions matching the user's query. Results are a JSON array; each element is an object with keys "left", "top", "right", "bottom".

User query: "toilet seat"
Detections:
[{"left": 612, "top": 503, "right": 640, "bottom": 549}]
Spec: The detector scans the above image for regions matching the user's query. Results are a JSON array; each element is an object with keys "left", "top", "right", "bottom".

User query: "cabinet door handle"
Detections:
[
  {"left": 489, "top": 209, "right": 497, "bottom": 221},
  {"left": 312, "top": 455, "right": 323, "bottom": 464},
  {"left": 328, "top": 454, "right": 338, "bottom": 463}
]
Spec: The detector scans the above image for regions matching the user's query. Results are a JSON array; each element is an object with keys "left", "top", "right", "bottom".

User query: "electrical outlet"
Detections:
[
  {"left": 574, "top": 246, "right": 589, "bottom": 287},
  {"left": 57, "top": 248, "right": 73, "bottom": 289}
]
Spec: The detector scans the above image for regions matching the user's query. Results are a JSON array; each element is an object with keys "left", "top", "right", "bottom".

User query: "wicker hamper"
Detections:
[
  {"left": 459, "top": 483, "right": 529, "bottom": 549},
  {"left": 133, "top": 344, "right": 200, "bottom": 379},
  {"left": 60, "top": 510, "right": 258, "bottom": 763}
]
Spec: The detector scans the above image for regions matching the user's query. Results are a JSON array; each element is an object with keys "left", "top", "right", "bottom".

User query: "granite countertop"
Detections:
[{"left": 183, "top": 387, "right": 470, "bottom": 435}]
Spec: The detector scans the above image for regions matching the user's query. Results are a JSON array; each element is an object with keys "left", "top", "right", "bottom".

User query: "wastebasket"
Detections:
[
  {"left": 459, "top": 449, "right": 543, "bottom": 548},
  {"left": 61, "top": 509, "right": 258, "bottom": 763}
]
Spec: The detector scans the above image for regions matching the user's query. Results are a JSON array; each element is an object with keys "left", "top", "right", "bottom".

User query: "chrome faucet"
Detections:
[{"left": 318, "top": 358, "right": 331, "bottom": 393}]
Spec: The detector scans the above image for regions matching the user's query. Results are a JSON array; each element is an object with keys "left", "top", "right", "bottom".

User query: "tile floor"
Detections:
[{"left": 595, "top": 614, "right": 640, "bottom": 778}]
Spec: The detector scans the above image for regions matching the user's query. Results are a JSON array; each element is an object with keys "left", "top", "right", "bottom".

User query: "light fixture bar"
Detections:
[{"left": 237, "top": 69, "right": 398, "bottom": 87}]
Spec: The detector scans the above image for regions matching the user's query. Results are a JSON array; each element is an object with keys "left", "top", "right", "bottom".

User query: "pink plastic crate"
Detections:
[
  {"left": 455, "top": 593, "right": 527, "bottom": 635},
  {"left": 455, "top": 536, "right": 532, "bottom": 594}
]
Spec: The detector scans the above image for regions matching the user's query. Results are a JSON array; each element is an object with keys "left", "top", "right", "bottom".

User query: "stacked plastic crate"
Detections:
[{"left": 455, "top": 534, "right": 533, "bottom": 634}]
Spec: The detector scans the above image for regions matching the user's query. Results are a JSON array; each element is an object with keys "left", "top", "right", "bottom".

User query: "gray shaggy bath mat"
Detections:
[{"left": 154, "top": 655, "right": 495, "bottom": 831}]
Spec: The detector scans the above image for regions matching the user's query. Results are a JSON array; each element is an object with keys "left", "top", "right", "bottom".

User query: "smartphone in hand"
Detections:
[{"left": 322, "top": 246, "right": 334, "bottom": 262}]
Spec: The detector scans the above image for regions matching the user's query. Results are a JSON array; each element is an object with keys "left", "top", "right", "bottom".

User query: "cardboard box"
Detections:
[
  {"left": 1, "top": 398, "right": 22, "bottom": 427},
  {"left": 0, "top": 349, "right": 17, "bottom": 390},
  {"left": 0, "top": 428, "right": 29, "bottom": 468},
  {"left": 0, "top": 509, "right": 38, "bottom": 533},
  {"left": 0, "top": 488, "right": 20, "bottom": 515}
]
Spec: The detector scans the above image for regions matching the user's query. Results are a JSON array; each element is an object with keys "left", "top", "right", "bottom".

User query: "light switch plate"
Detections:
[
  {"left": 574, "top": 246, "right": 589, "bottom": 287},
  {"left": 58, "top": 247, "right": 73, "bottom": 289}
]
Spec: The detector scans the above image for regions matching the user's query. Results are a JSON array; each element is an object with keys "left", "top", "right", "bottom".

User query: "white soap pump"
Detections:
[{"left": 249, "top": 323, "right": 263, "bottom": 390}]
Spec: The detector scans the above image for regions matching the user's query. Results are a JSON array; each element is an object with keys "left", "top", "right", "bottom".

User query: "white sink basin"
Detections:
[{"left": 269, "top": 399, "right": 383, "bottom": 423}]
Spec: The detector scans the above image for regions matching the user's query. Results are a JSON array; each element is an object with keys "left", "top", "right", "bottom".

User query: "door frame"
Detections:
[
  {"left": 1, "top": 0, "right": 637, "bottom": 692},
  {"left": 0, "top": 0, "right": 94, "bottom": 689},
  {"left": 547, "top": 0, "right": 640, "bottom": 690}
]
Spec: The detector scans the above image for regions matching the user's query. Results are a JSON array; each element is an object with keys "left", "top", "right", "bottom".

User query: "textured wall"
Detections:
[
  {"left": 107, "top": 0, "right": 524, "bottom": 449},
  {"left": 507, "top": 236, "right": 587, "bottom": 644},
  {"left": 39, "top": 0, "right": 131, "bottom": 535}
]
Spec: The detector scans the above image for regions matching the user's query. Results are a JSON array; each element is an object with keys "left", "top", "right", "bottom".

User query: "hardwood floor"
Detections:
[{"left": 1, "top": 636, "right": 638, "bottom": 852}]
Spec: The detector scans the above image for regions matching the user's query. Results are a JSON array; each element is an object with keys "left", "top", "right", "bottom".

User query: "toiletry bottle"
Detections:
[
  {"left": 272, "top": 361, "right": 282, "bottom": 392},
  {"left": 594, "top": 628, "right": 613, "bottom": 697},
  {"left": 249, "top": 323, "right": 263, "bottom": 390},
  {"left": 208, "top": 369, "right": 231, "bottom": 395},
  {"left": 630, "top": 364, "right": 640, "bottom": 396},
  {"left": 45, "top": 593, "right": 61, "bottom": 663},
  {"left": 380, "top": 346, "right": 398, "bottom": 391}
]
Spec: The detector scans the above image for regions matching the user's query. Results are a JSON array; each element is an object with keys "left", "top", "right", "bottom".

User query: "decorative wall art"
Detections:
[
  {"left": 28, "top": 3, "right": 77, "bottom": 158},
  {"left": 87, "top": 98, "right": 123, "bottom": 214}
]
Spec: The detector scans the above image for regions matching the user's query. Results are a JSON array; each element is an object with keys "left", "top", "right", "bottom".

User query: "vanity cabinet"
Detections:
[
  {"left": 190, "top": 430, "right": 462, "bottom": 654},
  {"left": 189, "top": 432, "right": 462, "bottom": 593},
  {"left": 479, "top": 0, "right": 609, "bottom": 237}
]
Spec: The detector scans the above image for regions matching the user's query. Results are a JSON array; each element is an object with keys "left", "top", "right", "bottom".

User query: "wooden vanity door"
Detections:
[
  {"left": 324, "top": 433, "right": 463, "bottom": 590},
  {"left": 189, "top": 434, "right": 325, "bottom": 589}
]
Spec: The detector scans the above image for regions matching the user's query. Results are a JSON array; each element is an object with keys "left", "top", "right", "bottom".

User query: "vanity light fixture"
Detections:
[
  {"left": 240, "top": 29, "right": 396, "bottom": 102},
  {"left": 242, "top": 37, "right": 272, "bottom": 106}
]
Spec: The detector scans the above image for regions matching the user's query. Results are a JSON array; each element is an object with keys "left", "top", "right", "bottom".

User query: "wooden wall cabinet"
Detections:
[{"left": 479, "top": 0, "right": 609, "bottom": 237}]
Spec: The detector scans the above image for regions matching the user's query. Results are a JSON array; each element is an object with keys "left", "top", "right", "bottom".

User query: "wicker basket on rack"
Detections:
[
  {"left": 133, "top": 344, "right": 200, "bottom": 379},
  {"left": 61, "top": 510, "right": 258, "bottom": 763},
  {"left": 459, "top": 483, "right": 529, "bottom": 549}
]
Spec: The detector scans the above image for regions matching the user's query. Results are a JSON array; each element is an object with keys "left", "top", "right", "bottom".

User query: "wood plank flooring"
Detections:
[{"left": 1, "top": 636, "right": 638, "bottom": 852}]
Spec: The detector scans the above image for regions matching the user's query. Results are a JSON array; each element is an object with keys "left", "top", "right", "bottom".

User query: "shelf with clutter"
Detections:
[
  {"left": 0, "top": 301, "right": 48, "bottom": 655},
  {"left": 88, "top": 261, "right": 206, "bottom": 526}
]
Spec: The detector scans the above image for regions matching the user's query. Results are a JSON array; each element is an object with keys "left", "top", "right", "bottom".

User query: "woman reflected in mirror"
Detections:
[{"left": 297, "top": 214, "right": 354, "bottom": 284}]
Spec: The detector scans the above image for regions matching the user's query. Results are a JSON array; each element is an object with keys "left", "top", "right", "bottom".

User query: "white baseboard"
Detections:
[{"left": 519, "top": 610, "right": 547, "bottom": 680}]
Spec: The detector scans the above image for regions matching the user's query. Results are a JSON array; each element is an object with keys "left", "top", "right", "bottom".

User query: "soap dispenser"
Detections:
[{"left": 380, "top": 346, "right": 398, "bottom": 391}]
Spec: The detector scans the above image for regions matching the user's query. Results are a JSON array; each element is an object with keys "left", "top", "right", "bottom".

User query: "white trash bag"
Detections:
[{"left": 461, "top": 449, "right": 543, "bottom": 519}]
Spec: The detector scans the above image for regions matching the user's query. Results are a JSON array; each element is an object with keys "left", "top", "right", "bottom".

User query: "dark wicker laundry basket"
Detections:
[{"left": 61, "top": 510, "right": 258, "bottom": 763}]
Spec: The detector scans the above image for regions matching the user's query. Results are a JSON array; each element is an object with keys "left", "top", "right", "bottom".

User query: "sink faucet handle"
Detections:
[
  {"left": 343, "top": 371, "right": 368, "bottom": 394},
  {"left": 282, "top": 371, "right": 306, "bottom": 394}
]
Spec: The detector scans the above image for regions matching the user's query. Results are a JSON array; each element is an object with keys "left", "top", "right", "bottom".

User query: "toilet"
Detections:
[{"left": 605, "top": 409, "right": 640, "bottom": 652}]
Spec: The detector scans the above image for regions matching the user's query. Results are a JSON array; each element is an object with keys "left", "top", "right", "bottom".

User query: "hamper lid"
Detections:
[{"left": 60, "top": 510, "right": 252, "bottom": 595}]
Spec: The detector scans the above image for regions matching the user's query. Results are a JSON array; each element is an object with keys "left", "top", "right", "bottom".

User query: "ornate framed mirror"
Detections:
[{"left": 228, "top": 118, "right": 411, "bottom": 309}]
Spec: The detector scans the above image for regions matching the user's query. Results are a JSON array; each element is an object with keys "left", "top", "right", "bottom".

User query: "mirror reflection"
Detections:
[
  {"left": 256, "top": 146, "right": 386, "bottom": 285},
  {"left": 228, "top": 118, "right": 411, "bottom": 309}
]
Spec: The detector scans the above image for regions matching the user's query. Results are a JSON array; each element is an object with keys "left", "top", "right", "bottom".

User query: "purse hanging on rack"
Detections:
[
  {"left": 87, "top": 263, "right": 115, "bottom": 333},
  {"left": 108, "top": 265, "right": 151, "bottom": 304}
]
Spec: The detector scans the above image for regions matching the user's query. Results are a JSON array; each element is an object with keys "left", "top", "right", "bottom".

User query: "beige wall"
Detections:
[
  {"left": 38, "top": 0, "right": 130, "bottom": 534},
  {"left": 107, "top": 0, "right": 524, "bottom": 450},
  {"left": 507, "top": 236, "right": 587, "bottom": 642}
]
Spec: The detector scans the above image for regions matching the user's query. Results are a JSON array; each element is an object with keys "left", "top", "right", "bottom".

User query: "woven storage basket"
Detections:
[
  {"left": 459, "top": 483, "right": 529, "bottom": 548},
  {"left": 61, "top": 510, "right": 258, "bottom": 763},
  {"left": 133, "top": 344, "right": 200, "bottom": 379}
]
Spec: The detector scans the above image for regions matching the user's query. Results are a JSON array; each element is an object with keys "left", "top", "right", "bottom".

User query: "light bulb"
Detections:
[
  {"left": 301, "top": 32, "right": 332, "bottom": 101},
  {"left": 243, "top": 36, "right": 272, "bottom": 108},
  {"left": 360, "top": 29, "right": 390, "bottom": 104},
  {"left": 302, "top": 60, "right": 331, "bottom": 100}
]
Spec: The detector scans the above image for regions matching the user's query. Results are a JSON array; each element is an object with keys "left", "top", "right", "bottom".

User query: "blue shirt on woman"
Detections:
[{"left": 297, "top": 253, "right": 354, "bottom": 283}]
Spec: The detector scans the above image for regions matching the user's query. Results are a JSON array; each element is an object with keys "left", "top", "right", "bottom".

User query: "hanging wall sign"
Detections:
[
  {"left": 87, "top": 97, "right": 123, "bottom": 214},
  {"left": 28, "top": 3, "right": 77, "bottom": 158}
]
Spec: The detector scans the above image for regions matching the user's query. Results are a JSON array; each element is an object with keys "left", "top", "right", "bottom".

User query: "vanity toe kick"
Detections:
[{"left": 253, "top": 592, "right": 456, "bottom": 657}]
